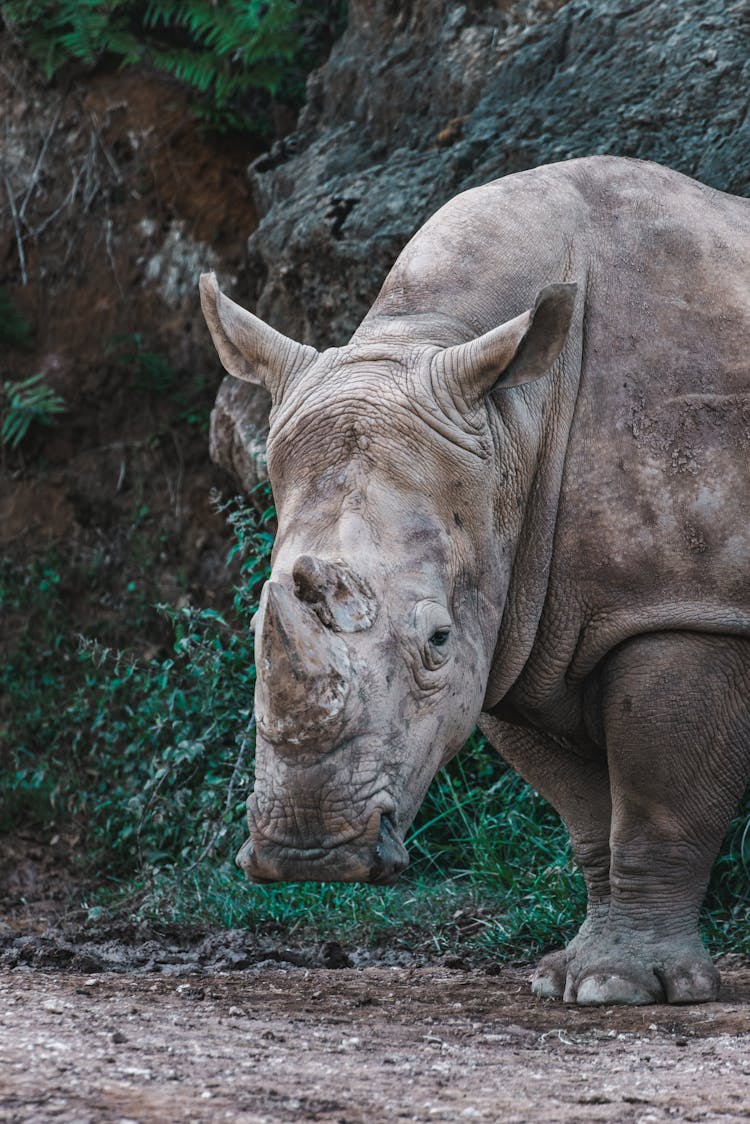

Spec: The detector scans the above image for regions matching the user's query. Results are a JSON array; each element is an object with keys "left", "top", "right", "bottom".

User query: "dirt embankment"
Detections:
[{"left": 0, "top": 42, "right": 259, "bottom": 655}]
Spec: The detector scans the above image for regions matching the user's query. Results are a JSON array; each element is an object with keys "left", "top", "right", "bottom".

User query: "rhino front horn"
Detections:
[{"left": 255, "top": 581, "right": 353, "bottom": 746}]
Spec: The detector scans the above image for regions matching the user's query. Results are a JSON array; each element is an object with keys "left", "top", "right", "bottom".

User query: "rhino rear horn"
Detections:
[
  {"left": 436, "top": 282, "right": 577, "bottom": 404},
  {"left": 199, "top": 272, "right": 318, "bottom": 397},
  {"left": 293, "top": 555, "right": 378, "bottom": 632},
  {"left": 255, "top": 581, "right": 352, "bottom": 745}
]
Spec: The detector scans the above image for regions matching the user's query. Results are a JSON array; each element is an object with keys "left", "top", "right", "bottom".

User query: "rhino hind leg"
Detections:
[
  {"left": 477, "top": 715, "right": 613, "bottom": 999},
  {"left": 566, "top": 631, "right": 750, "bottom": 1006}
]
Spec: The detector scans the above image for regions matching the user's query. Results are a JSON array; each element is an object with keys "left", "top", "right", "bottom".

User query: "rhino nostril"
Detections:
[{"left": 369, "top": 813, "right": 409, "bottom": 884}]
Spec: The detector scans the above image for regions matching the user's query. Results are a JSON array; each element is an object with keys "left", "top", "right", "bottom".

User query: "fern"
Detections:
[
  {"left": 1, "top": 373, "right": 66, "bottom": 449},
  {"left": 3, "top": 0, "right": 346, "bottom": 133}
]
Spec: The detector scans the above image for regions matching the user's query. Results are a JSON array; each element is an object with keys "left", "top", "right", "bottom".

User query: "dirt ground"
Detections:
[
  {"left": 0, "top": 829, "right": 748, "bottom": 1124},
  {"left": 1, "top": 957, "right": 750, "bottom": 1124},
  {"left": 1, "top": 836, "right": 750, "bottom": 1122}
]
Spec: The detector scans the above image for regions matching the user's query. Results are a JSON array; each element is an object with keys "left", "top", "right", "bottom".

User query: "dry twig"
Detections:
[
  {"left": 19, "top": 106, "right": 62, "bottom": 222},
  {"left": 2, "top": 168, "right": 28, "bottom": 284}
]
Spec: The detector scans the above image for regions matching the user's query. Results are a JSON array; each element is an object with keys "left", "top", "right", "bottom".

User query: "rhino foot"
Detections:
[
  {"left": 572, "top": 972, "right": 661, "bottom": 1006},
  {"left": 530, "top": 908, "right": 610, "bottom": 1000},
  {"left": 530, "top": 949, "right": 568, "bottom": 999},
  {"left": 562, "top": 936, "right": 720, "bottom": 1006}
]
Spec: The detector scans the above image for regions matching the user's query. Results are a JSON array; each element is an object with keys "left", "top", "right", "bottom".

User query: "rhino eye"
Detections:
[
  {"left": 422, "top": 627, "right": 451, "bottom": 672},
  {"left": 414, "top": 601, "right": 452, "bottom": 672}
]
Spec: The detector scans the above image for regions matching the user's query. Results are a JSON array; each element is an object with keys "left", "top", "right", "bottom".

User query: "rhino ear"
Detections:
[
  {"left": 438, "top": 283, "right": 577, "bottom": 404},
  {"left": 199, "top": 272, "right": 318, "bottom": 395}
]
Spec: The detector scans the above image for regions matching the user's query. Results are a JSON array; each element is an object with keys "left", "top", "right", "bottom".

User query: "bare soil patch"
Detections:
[
  {"left": 2, "top": 834, "right": 750, "bottom": 1122},
  {"left": 0, "top": 44, "right": 259, "bottom": 670},
  {"left": 1, "top": 960, "right": 750, "bottom": 1123}
]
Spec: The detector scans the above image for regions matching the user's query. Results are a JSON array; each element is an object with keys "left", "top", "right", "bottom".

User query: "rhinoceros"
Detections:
[{"left": 200, "top": 155, "right": 750, "bottom": 1006}]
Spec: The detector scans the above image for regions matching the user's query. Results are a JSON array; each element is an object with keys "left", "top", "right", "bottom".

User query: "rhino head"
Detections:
[{"left": 200, "top": 272, "right": 575, "bottom": 884}]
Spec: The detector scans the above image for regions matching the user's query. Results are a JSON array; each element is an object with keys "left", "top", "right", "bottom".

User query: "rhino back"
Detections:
[
  {"left": 355, "top": 158, "right": 592, "bottom": 346},
  {"left": 358, "top": 156, "right": 750, "bottom": 719}
]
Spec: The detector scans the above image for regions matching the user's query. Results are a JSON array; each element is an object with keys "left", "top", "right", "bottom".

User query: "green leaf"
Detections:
[
  {"left": 5, "top": 0, "right": 347, "bottom": 134},
  {"left": 1, "top": 373, "right": 66, "bottom": 448}
]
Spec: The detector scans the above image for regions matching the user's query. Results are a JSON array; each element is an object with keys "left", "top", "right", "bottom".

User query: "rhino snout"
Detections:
[{"left": 236, "top": 806, "right": 409, "bottom": 885}]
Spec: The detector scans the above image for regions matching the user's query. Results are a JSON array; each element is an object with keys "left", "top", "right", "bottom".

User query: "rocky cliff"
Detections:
[{"left": 211, "top": 0, "right": 750, "bottom": 490}]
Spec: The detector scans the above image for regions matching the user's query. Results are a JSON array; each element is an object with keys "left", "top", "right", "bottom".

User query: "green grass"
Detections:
[
  {"left": 112, "top": 865, "right": 584, "bottom": 961},
  {"left": 79, "top": 733, "right": 587, "bottom": 961},
  {"left": 703, "top": 812, "right": 750, "bottom": 954},
  {"left": 2, "top": 493, "right": 749, "bottom": 960}
]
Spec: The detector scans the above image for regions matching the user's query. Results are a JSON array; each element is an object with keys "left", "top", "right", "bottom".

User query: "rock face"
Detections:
[{"left": 211, "top": 0, "right": 750, "bottom": 488}]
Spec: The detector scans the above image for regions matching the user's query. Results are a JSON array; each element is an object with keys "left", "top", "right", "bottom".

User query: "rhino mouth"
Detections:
[{"left": 237, "top": 810, "right": 409, "bottom": 885}]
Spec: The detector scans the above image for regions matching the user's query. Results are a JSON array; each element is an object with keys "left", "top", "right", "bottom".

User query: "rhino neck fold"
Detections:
[{"left": 482, "top": 274, "right": 587, "bottom": 709}]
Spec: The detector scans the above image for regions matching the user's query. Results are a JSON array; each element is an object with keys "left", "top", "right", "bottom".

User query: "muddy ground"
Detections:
[{"left": 2, "top": 837, "right": 750, "bottom": 1124}]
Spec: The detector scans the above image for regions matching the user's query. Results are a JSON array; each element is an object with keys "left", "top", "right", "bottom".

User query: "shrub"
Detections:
[
  {"left": 1, "top": 494, "right": 272, "bottom": 867},
  {"left": 3, "top": 0, "right": 347, "bottom": 132}
]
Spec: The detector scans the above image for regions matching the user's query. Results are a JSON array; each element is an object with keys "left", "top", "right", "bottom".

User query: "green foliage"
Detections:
[
  {"left": 1, "top": 491, "right": 749, "bottom": 956},
  {"left": 1, "top": 495, "right": 271, "bottom": 869},
  {"left": 109, "top": 332, "right": 177, "bottom": 395},
  {"left": 0, "top": 291, "right": 64, "bottom": 448},
  {"left": 75, "top": 730, "right": 585, "bottom": 960},
  {"left": 703, "top": 812, "right": 750, "bottom": 952},
  {"left": 1, "top": 372, "right": 66, "bottom": 448},
  {"left": 4, "top": 0, "right": 347, "bottom": 132}
]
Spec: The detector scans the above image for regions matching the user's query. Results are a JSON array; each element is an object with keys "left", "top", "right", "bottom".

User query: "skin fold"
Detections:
[{"left": 201, "top": 156, "right": 750, "bottom": 1005}]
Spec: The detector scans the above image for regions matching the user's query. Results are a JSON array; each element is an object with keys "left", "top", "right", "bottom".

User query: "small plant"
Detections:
[
  {"left": 106, "top": 332, "right": 213, "bottom": 429},
  {"left": 1, "top": 372, "right": 66, "bottom": 448},
  {"left": 110, "top": 332, "right": 177, "bottom": 395}
]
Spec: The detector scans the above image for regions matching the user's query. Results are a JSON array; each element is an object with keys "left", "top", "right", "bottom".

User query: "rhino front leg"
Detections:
[
  {"left": 477, "top": 714, "right": 612, "bottom": 999},
  {"left": 567, "top": 632, "right": 750, "bottom": 1006}
]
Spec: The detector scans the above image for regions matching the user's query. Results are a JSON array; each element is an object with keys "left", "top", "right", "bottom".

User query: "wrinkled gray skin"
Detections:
[{"left": 201, "top": 157, "right": 750, "bottom": 1006}]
